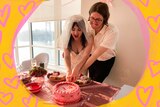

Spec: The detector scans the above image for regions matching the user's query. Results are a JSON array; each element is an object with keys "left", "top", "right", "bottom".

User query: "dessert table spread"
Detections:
[
  {"left": 19, "top": 71, "right": 120, "bottom": 107},
  {"left": 35, "top": 80, "right": 120, "bottom": 107}
]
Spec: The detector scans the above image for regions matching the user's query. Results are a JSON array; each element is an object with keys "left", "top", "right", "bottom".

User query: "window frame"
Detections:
[{"left": 14, "top": 20, "right": 65, "bottom": 70}]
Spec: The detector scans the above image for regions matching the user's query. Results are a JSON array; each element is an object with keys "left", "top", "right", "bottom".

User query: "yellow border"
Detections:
[{"left": 0, "top": 0, "right": 160, "bottom": 107}]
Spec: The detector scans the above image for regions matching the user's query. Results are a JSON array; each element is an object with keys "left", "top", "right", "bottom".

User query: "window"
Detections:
[
  {"left": 32, "top": 22, "right": 54, "bottom": 47},
  {"left": 58, "top": 20, "right": 66, "bottom": 65},
  {"left": 14, "top": 20, "right": 65, "bottom": 70},
  {"left": 17, "top": 22, "right": 30, "bottom": 46},
  {"left": 31, "top": 21, "right": 56, "bottom": 65},
  {"left": 14, "top": 22, "right": 31, "bottom": 66}
]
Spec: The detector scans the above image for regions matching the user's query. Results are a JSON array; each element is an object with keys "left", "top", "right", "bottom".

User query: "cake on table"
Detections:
[
  {"left": 52, "top": 81, "right": 81, "bottom": 105},
  {"left": 75, "top": 75, "right": 92, "bottom": 86},
  {"left": 47, "top": 71, "right": 66, "bottom": 82}
]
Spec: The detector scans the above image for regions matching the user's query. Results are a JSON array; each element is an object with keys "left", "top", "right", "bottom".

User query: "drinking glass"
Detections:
[
  {"left": 39, "top": 62, "right": 44, "bottom": 68},
  {"left": 31, "top": 59, "right": 37, "bottom": 67},
  {"left": 17, "top": 64, "right": 23, "bottom": 72}
]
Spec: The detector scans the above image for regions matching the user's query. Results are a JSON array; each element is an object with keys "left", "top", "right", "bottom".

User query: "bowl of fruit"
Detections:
[{"left": 29, "top": 66, "right": 47, "bottom": 77}]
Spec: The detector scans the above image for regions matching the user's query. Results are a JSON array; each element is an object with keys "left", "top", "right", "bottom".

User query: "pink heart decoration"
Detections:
[
  {"left": 0, "top": 92, "right": 13, "bottom": 105},
  {"left": 136, "top": 86, "right": 153, "bottom": 107},
  {"left": 139, "top": 0, "right": 149, "bottom": 7},
  {"left": 147, "top": 14, "right": 160, "bottom": 33},
  {"left": 157, "top": 100, "right": 160, "bottom": 107},
  {"left": 22, "top": 95, "right": 32, "bottom": 107},
  {"left": 22, "top": 95, "right": 38, "bottom": 107},
  {"left": 18, "top": 1, "right": 36, "bottom": 17},
  {"left": 148, "top": 60, "right": 160, "bottom": 77},
  {"left": 0, "top": 4, "right": 10, "bottom": 27},
  {"left": 2, "top": 52, "right": 14, "bottom": 69},
  {"left": 0, "top": 31, "right": 2, "bottom": 43},
  {"left": 3, "top": 76, "right": 20, "bottom": 89}
]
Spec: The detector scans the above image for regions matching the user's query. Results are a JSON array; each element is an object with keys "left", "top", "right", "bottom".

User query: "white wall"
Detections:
[
  {"left": 29, "top": 0, "right": 96, "bottom": 21},
  {"left": 81, "top": 0, "right": 98, "bottom": 19},
  {"left": 61, "top": 0, "right": 81, "bottom": 19},
  {"left": 28, "top": 0, "right": 55, "bottom": 21},
  {"left": 103, "top": 0, "right": 146, "bottom": 87}
]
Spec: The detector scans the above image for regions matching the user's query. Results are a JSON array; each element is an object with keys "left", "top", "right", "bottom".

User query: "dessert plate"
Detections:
[
  {"left": 75, "top": 79, "right": 92, "bottom": 87},
  {"left": 47, "top": 72, "right": 66, "bottom": 82},
  {"left": 75, "top": 75, "right": 92, "bottom": 87},
  {"left": 49, "top": 76, "right": 66, "bottom": 82},
  {"left": 18, "top": 72, "right": 31, "bottom": 84}
]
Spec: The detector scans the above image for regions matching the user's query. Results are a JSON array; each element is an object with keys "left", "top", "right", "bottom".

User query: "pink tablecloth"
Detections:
[{"left": 33, "top": 80, "right": 120, "bottom": 107}]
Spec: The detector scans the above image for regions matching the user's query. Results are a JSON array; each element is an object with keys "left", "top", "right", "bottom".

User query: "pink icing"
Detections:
[{"left": 52, "top": 82, "right": 81, "bottom": 104}]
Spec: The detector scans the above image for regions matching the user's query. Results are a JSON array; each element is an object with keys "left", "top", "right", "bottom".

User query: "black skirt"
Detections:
[{"left": 88, "top": 57, "right": 115, "bottom": 83}]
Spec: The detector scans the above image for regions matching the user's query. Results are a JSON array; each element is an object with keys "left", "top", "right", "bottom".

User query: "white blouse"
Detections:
[
  {"left": 70, "top": 50, "right": 85, "bottom": 69},
  {"left": 89, "top": 24, "right": 119, "bottom": 61}
]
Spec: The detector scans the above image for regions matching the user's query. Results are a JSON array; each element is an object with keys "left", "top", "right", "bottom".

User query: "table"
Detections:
[
  {"left": 34, "top": 80, "right": 120, "bottom": 107},
  {"left": 113, "top": 84, "right": 134, "bottom": 100}
]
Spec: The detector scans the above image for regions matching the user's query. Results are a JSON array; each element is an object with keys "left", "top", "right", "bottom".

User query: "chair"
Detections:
[
  {"left": 19, "top": 53, "right": 49, "bottom": 72},
  {"left": 34, "top": 53, "right": 49, "bottom": 69}
]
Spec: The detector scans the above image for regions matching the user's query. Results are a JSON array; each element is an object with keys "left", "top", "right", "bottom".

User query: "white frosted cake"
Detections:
[{"left": 52, "top": 81, "right": 81, "bottom": 104}]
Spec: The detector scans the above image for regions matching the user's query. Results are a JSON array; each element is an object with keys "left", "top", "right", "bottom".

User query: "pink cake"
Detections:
[{"left": 52, "top": 81, "right": 81, "bottom": 105}]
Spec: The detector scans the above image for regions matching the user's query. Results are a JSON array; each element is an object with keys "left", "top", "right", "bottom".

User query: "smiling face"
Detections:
[
  {"left": 89, "top": 12, "right": 104, "bottom": 33},
  {"left": 71, "top": 23, "right": 83, "bottom": 41}
]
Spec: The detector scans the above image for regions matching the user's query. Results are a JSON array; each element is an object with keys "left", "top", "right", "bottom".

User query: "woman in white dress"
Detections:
[{"left": 61, "top": 15, "right": 93, "bottom": 82}]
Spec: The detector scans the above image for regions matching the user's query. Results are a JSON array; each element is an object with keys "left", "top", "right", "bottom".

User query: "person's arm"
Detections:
[
  {"left": 80, "top": 26, "right": 119, "bottom": 74},
  {"left": 80, "top": 46, "right": 108, "bottom": 74},
  {"left": 63, "top": 48, "right": 72, "bottom": 81},
  {"left": 71, "top": 35, "right": 94, "bottom": 81}
]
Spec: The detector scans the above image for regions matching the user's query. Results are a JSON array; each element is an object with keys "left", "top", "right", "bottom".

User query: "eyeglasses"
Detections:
[{"left": 89, "top": 17, "right": 103, "bottom": 23}]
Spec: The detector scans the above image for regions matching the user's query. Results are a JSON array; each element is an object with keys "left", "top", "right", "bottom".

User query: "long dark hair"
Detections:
[
  {"left": 68, "top": 22, "right": 87, "bottom": 51},
  {"left": 89, "top": 2, "right": 110, "bottom": 25}
]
